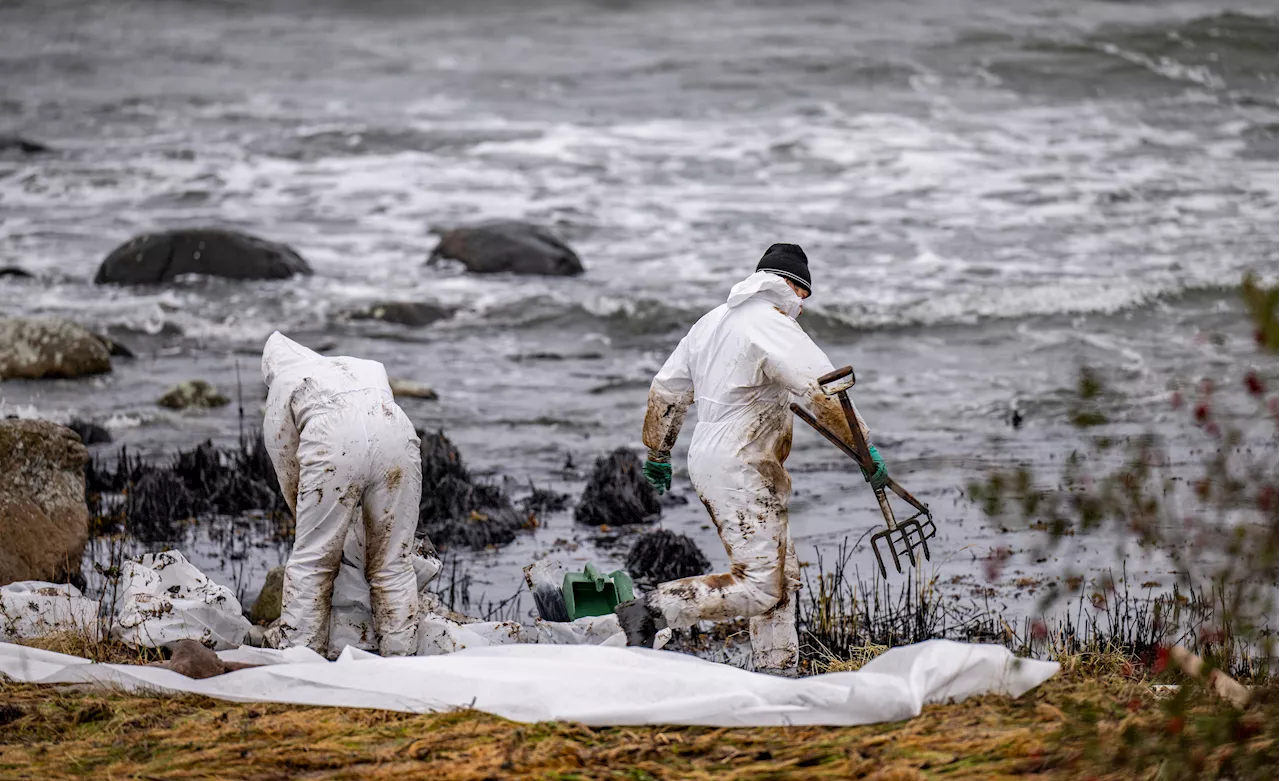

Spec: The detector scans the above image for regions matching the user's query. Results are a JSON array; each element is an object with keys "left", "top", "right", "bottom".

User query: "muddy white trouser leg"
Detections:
[
  {"left": 749, "top": 534, "right": 799, "bottom": 672},
  {"left": 649, "top": 456, "right": 800, "bottom": 671},
  {"left": 280, "top": 414, "right": 364, "bottom": 656},
  {"left": 360, "top": 415, "right": 422, "bottom": 656}
]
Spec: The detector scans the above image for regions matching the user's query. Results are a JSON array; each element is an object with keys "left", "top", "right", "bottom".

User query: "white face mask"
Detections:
[
  {"left": 787, "top": 284, "right": 808, "bottom": 319},
  {"left": 775, "top": 292, "right": 803, "bottom": 320}
]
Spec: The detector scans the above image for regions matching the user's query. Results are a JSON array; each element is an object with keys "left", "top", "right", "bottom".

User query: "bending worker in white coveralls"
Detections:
[
  {"left": 613, "top": 244, "right": 889, "bottom": 676},
  {"left": 261, "top": 332, "right": 423, "bottom": 657}
]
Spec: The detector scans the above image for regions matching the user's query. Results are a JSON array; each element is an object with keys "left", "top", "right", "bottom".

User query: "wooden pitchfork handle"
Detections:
[{"left": 790, "top": 402, "right": 932, "bottom": 519}]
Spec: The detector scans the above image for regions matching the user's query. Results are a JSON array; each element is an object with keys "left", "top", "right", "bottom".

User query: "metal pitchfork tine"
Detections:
[{"left": 790, "top": 365, "right": 938, "bottom": 579}]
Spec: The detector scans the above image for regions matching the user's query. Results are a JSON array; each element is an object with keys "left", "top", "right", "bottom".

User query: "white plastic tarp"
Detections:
[
  {"left": 112, "top": 551, "right": 251, "bottom": 651},
  {"left": 0, "top": 582, "right": 99, "bottom": 642},
  {"left": 0, "top": 639, "right": 1058, "bottom": 727}
]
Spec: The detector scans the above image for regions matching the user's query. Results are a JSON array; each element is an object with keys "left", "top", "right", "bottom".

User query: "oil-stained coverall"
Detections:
[
  {"left": 262, "top": 332, "right": 422, "bottom": 657},
  {"left": 639, "top": 271, "right": 873, "bottom": 673}
]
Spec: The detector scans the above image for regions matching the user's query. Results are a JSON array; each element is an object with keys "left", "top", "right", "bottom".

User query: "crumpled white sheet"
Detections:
[
  {"left": 0, "top": 639, "right": 1059, "bottom": 727},
  {"left": 324, "top": 558, "right": 656, "bottom": 655},
  {"left": 0, "top": 582, "right": 99, "bottom": 642},
  {"left": 112, "top": 551, "right": 251, "bottom": 651}
]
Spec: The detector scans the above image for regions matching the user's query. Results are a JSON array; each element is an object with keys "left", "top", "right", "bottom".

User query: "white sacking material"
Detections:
[
  {"left": 642, "top": 271, "right": 869, "bottom": 673},
  {"left": 0, "top": 582, "right": 99, "bottom": 642},
  {"left": 418, "top": 613, "right": 531, "bottom": 655},
  {"left": 112, "top": 551, "right": 251, "bottom": 651},
  {"left": 0, "top": 639, "right": 1059, "bottom": 727},
  {"left": 535, "top": 613, "right": 672, "bottom": 650}
]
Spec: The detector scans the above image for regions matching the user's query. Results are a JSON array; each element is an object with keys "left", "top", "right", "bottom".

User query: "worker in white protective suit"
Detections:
[
  {"left": 261, "top": 332, "right": 423, "bottom": 657},
  {"left": 614, "top": 244, "right": 889, "bottom": 676}
]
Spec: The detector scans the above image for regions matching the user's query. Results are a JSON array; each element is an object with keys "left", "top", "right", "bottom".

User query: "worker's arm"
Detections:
[
  {"left": 642, "top": 335, "right": 695, "bottom": 454},
  {"left": 263, "top": 380, "right": 302, "bottom": 517},
  {"left": 640, "top": 336, "right": 694, "bottom": 494},
  {"left": 758, "top": 310, "right": 887, "bottom": 485}
]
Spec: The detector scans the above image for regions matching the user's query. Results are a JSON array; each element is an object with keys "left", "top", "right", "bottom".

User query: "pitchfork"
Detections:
[{"left": 790, "top": 365, "right": 937, "bottom": 579}]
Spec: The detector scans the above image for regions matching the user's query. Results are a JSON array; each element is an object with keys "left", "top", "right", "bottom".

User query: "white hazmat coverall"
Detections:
[
  {"left": 262, "top": 332, "right": 422, "bottom": 657},
  {"left": 642, "top": 272, "right": 871, "bottom": 673}
]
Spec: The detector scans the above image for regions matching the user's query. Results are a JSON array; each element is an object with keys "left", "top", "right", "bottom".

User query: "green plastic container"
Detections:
[{"left": 562, "top": 563, "right": 635, "bottom": 620}]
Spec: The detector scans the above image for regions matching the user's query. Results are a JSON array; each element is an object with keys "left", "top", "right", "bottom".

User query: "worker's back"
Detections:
[{"left": 680, "top": 272, "right": 818, "bottom": 428}]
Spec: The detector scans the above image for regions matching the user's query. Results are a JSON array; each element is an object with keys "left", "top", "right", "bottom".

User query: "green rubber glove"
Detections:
[
  {"left": 862, "top": 443, "right": 889, "bottom": 491},
  {"left": 643, "top": 459, "right": 672, "bottom": 495}
]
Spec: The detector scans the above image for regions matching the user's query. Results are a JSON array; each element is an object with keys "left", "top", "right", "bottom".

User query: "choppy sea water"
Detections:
[{"left": 1, "top": 0, "right": 1276, "bottom": 622}]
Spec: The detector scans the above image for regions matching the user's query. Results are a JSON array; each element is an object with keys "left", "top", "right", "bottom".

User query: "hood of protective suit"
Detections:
[
  {"left": 262, "top": 331, "right": 319, "bottom": 388},
  {"left": 261, "top": 331, "right": 392, "bottom": 397},
  {"left": 727, "top": 271, "right": 803, "bottom": 320}
]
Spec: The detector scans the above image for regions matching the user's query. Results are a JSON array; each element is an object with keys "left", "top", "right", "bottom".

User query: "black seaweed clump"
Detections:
[
  {"left": 626, "top": 529, "right": 709, "bottom": 585},
  {"left": 574, "top": 448, "right": 661, "bottom": 527},
  {"left": 418, "top": 430, "right": 525, "bottom": 550},
  {"left": 86, "top": 432, "right": 285, "bottom": 542}
]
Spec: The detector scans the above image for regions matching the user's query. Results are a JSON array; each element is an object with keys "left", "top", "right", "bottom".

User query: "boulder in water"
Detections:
[
  {"left": 0, "top": 318, "right": 112, "bottom": 380},
  {"left": 158, "top": 380, "right": 230, "bottom": 409},
  {"left": 67, "top": 419, "right": 112, "bottom": 445},
  {"left": 94, "top": 229, "right": 312, "bottom": 285},
  {"left": 389, "top": 379, "right": 438, "bottom": 400},
  {"left": 574, "top": 448, "right": 661, "bottom": 527},
  {"left": 418, "top": 430, "right": 525, "bottom": 550},
  {"left": 347, "top": 301, "right": 452, "bottom": 327},
  {"left": 92, "top": 333, "right": 135, "bottom": 358},
  {"left": 0, "top": 136, "right": 49, "bottom": 155},
  {"left": 429, "top": 220, "right": 584, "bottom": 276},
  {"left": 0, "top": 420, "right": 89, "bottom": 588},
  {"left": 626, "top": 529, "right": 710, "bottom": 585},
  {"left": 250, "top": 567, "right": 285, "bottom": 625}
]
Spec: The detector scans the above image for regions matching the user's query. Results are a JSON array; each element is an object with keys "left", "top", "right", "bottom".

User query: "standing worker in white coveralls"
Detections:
[
  {"left": 261, "top": 332, "right": 423, "bottom": 657},
  {"left": 614, "top": 244, "right": 889, "bottom": 676}
]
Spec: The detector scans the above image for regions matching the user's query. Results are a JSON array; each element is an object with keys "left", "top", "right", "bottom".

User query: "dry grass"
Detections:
[
  {"left": 14, "top": 632, "right": 167, "bottom": 666},
  {"left": 819, "top": 644, "right": 888, "bottom": 673},
  {"left": 4, "top": 650, "right": 1273, "bottom": 781}
]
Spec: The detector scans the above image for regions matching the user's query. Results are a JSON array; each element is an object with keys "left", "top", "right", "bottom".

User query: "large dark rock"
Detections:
[
  {"left": 347, "top": 301, "right": 452, "bottom": 327},
  {"left": 0, "top": 318, "right": 112, "bottom": 380},
  {"left": 92, "top": 333, "right": 135, "bottom": 358},
  {"left": 626, "top": 529, "right": 710, "bottom": 585},
  {"left": 67, "top": 419, "right": 112, "bottom": 446},
  {"left": 0, "top": 136, "right": 49, "bottom": 155},
  {"left": 0, "top": 267, "right": 33, "bottom": 278},
  {"left": 418, "top": 430, "right": 525, "bottom": 550},
  {"left": 574, "top": 448, "right": 661, "bottom": 527},
  {"left": 0, "top": 420, "right": 89, "bottom": 587},
  {"left": 94, "top": 229, "right": 312, "bottom": 285},
  {"left": 429, "top": 220, "right": 584, "bottom": 276}
]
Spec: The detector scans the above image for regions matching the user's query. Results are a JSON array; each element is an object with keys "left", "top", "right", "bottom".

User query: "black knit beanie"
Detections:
[{"left": 756, "top": 243, "right": 811, "bottom": 294}]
